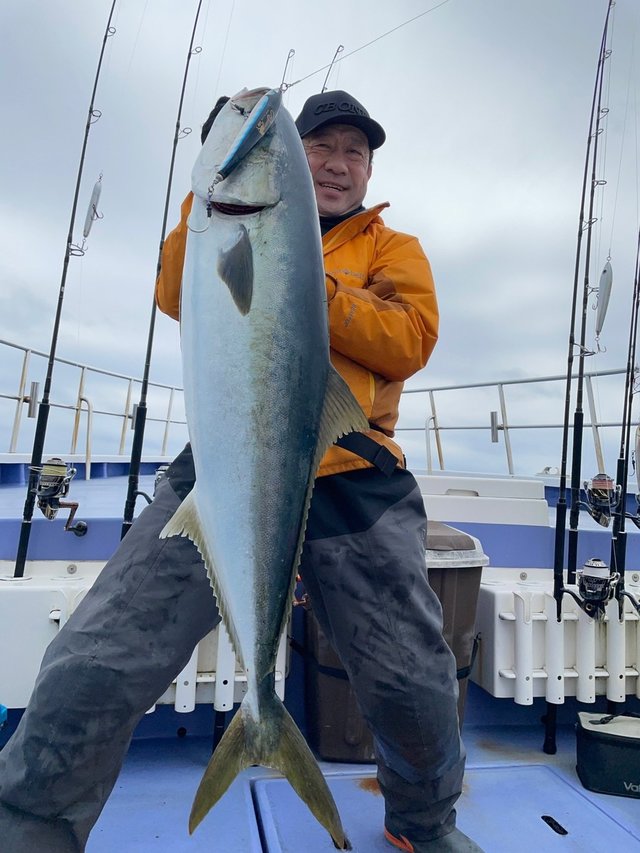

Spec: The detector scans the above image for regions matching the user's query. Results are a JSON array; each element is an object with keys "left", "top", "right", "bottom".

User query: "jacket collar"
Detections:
[{"left": 322, "top": 202, "right": 390, "bottom": 253}]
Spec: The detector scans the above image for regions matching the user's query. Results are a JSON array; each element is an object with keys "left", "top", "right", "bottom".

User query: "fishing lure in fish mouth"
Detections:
[{"left": 206, "top": 87, "right": 283, "bottom": 217}]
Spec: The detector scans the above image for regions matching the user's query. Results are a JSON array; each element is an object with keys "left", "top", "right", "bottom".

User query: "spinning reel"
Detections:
[{"left": 31, "top": 457, "right": 87, "bottom": 536}]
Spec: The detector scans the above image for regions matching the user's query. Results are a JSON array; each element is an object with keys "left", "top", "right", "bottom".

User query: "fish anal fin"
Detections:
[
  {"left": 217, "top": 224, "right": 253, "bottom": 315},
  {"left": 159, "top": 490, "right": 243, "bottom": 666}
]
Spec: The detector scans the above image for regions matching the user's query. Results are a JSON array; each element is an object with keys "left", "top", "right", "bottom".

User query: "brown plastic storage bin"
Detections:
[{"left": 305, "top": 521, "right": 488, "bottom": 762}]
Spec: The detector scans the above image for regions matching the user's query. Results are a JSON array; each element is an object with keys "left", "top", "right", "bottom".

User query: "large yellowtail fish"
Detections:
[{"left": 160, "top": 87, "right": 367, "bottom": 849}]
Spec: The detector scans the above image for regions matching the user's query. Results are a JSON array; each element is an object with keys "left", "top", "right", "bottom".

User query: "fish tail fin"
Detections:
[
  {"left": 189, "top": 693, "right": 351, "bottom": 850},
  {"left": 188, "top": 706, "right": 247, "bottom": 834}
]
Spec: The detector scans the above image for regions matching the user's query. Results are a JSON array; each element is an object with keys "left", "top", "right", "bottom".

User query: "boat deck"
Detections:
[
  {"left": 2, "top": 468, "right": 640, "bottom": 850},
  {"left": 83, "top": 722, "right": 639, "bottom": 852}
]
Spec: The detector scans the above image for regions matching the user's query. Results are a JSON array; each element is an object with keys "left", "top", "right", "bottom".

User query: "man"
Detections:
[{"left": 0, "top": 90, "right": 482, "bottom": 853}]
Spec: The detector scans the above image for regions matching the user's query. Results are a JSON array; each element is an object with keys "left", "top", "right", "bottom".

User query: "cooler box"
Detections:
[
  {"left": 305, "top": 521, "right": 488, "bottom": 762},
  {"left": 576, "top": 712, "right": 640, "bottom": 799}
]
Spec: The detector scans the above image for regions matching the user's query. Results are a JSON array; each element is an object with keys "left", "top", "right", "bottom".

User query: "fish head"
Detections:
[{"left": 192, "top": 87, "right": 288, "bottom": 213}]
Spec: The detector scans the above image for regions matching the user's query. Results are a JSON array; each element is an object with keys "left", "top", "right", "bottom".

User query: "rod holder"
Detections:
[
  {"left": 490, "top": 410, "right": 500, "bottom": 443},
  {"left": 27, "top": 381, "right": 39, "bottom": 418}
]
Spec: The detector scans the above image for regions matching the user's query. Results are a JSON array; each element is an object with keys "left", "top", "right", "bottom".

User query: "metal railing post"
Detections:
[
  {"left": 498, "top": 383, "right": 514, "bottom": 475},
  {"left": 585, "top": 374, "right": 607, "bottom": 473},
  {"left": 162, "top": 387, "right": 175, "bottom": 456},
  {"left": 428, "top": 390, "right": 444, "bottom": 471},
  {"left": 119, "top": 379, "right": 134, "bottom": 455},
  {"left": 80, "top": 396, "right": 93, "bottom": 479},
  {"left": 9, "top": 349, "right": 31, "bottom": 452},
  {"left": 70, "top": 367, "right": 86, "bottom": 455}
]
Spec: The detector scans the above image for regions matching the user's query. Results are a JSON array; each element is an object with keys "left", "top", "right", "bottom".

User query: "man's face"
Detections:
[{"left": 303, "top": 124, "right": 372, "bottom": 217}]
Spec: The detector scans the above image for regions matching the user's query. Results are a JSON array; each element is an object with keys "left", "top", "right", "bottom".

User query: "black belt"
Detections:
[{"left": 335, "top": 431, "right": 398, "bottom": 477}]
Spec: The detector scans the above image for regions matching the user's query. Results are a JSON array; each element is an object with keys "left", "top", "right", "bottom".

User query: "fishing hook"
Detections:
[
  {"left": 186, "top": 218, "right": 210, "bottom": 234},
  {"left": 594, "top": 336, "right": 607, "bottom": 354}
]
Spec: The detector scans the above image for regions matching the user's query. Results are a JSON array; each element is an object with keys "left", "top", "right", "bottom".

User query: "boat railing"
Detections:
[
  {"left": 398, "top": 367, "right": 629, "bottom": 475},
  {"left": 1, "top": 339, "right": 187, "bottom": 473},
  {"left": 0, "top": 338, "right": 630, "bottom": 478}
]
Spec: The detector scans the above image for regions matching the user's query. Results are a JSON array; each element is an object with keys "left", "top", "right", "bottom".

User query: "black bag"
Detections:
[{"left": 576, "top": 712, "right": 640, "bottom": 799}]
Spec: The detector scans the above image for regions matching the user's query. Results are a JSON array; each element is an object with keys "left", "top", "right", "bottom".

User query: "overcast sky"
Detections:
[{"left": 1, "top": 0, "right": 639, "bottom": 476}]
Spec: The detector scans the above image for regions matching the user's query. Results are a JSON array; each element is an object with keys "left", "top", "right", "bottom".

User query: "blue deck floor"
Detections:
[{"left": 85, "top": 724, "right": 640, "bottom": 852}]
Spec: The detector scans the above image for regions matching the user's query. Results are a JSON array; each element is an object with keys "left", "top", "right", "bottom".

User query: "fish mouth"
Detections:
[{"left": 210, "top": 201, "right": 266, "bottom": 216}]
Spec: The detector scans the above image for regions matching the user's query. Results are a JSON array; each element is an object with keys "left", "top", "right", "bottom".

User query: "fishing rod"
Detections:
[
  {"left": 121, "top": 0, "right": 205, "bottom": 538},
  {"left": 543, "top": 0, "right": 615, "bottom": 756},
  {"left": 551, "top": 0, "right": 614, "bottom": 615},
  {"left": 13, "top": 0, "right": 118, "bottom": 579},
  {"left": 610, "top": 227, "right": 640, "bottom": 617}
]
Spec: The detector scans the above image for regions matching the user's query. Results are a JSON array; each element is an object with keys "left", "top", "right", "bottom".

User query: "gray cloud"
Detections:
[{"left": 1, "top": 0, "right": 638, "bottom": 476}]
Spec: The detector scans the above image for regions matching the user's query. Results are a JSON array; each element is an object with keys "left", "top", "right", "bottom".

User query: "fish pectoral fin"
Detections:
[
  {"left": 316, "top": 366, "right": 370, "bottom": 467},
  {"left": 217, "top": 224, "right": 253, "bottom": 315},
  {"left": 189, "top": 695, "right": 350, "bottom": 850}
]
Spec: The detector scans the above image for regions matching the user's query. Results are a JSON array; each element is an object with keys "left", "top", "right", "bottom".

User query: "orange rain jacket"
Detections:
[{"left": 155, "top": 194, "right": 439, "bottom": 478}]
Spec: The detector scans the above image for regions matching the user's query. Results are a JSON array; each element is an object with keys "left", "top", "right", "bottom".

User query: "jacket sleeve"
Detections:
[
  {"left": 326, "top": 229, "right": 439, "bottom": 381},
  {"left": 155, "top": 192, "right": 194, "bottom": 321}
]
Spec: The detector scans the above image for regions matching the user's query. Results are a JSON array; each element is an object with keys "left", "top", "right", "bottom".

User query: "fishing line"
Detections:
[
  {"left": 122, "top": 0, "right": 150, "bottom": 83},
  {"left": 284, "top": 0, "right": 454, "bottom": 91},
  {"left": 186, "top": 0, "right": 213, "bottom": 126},
  {"left": 212, "top": 0, "right": 236, "bottom": 106},
  {"left": 13, "top": 0, "right": 119, "bottom": 579},
  {"left": 121, "top": 0, "right": 206, "bottom": 538},
  {"left": 605, "top": 13, "right": 635, "bottom": 255}
]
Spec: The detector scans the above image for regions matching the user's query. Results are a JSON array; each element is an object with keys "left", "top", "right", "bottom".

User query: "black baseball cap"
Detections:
[
  {"left": 295, "top": 90, "right": 386, "bottom": 150},
  {"left": 201, "top": 96, "right": 230, "bottom": 144}
]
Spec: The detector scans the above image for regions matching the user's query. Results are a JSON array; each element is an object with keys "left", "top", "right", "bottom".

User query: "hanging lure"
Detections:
[
  {"left": 595, "top": 259, "right": 613, "bottom": 338},
  {"left": 82, "top": 173, "right": 104, "bottom": 239},
  {"left": 206, "top": 87, "right": 282, "bottom": 216}
]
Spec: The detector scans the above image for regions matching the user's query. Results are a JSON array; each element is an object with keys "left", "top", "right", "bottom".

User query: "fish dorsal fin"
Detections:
[
  {"left": 316, "top": 365, "right": 370, "bottom": 468},
  {"left": 217, "top": 224, "right": 253, "bottom": 315},
  {"left": 159, "top": 489, "right": 243, "bottom": 667}
]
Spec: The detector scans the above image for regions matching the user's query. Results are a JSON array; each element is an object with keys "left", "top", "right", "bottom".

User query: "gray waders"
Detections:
[{"left": 0, "top": 449, "right": 464, "bottom": 850}]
